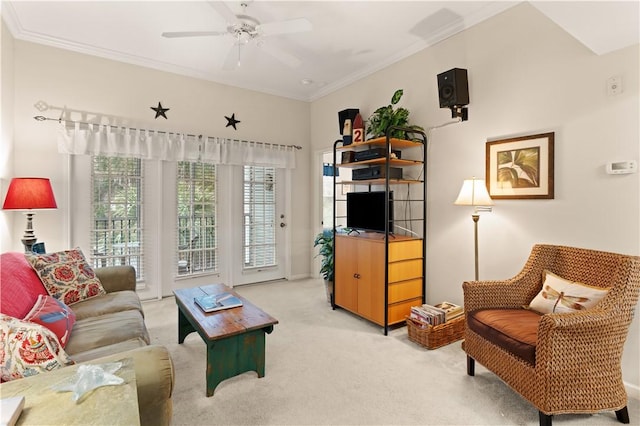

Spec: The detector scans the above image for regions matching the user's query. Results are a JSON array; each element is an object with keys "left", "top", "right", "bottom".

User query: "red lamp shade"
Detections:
[{"left": 3, "top": 178, "right": 58, "bottom": 210}]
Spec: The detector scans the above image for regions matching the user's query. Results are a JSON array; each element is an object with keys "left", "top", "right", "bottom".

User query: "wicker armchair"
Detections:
[{"left": 463, "top": 244, "right": 640, "bottom": 426}]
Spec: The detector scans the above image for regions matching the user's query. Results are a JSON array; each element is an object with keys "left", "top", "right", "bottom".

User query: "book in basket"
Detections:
[
  {"left": 434, "top": 301, "right": 464, "bottom": 322},
  {"left": 410, "top": 304, "right": 447, "bottom": 326},
  {"left": 194, "top": 293, "right": 243, "bottom": 313}
]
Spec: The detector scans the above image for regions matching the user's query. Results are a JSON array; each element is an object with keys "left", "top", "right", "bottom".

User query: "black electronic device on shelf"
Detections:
[
  {"left": 352, "top": 166, "right": 403, "bottom": 181},
  {"left": 354, "top": 148, "right": 402, "bottom": 162},
  {"left": 346, "top": 191, "right": 393, "bottom": 233}
]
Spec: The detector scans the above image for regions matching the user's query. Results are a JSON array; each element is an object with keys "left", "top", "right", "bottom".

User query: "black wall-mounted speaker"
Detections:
[{"left": 437, "top": 68, "right": 469, "bottom": 108}]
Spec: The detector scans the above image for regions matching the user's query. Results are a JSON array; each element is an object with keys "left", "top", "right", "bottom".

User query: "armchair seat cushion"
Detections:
[{"left": 468, "top": 308, "right": 542, "bottom": 365}]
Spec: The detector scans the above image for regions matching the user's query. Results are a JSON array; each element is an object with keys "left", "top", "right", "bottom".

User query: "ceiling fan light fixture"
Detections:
[{"left": 164, "top": 1, "right": 311, "bottom": 71}]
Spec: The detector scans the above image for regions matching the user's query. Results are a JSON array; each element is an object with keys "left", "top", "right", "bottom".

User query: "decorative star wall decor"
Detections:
[
  {"left": 225, "top": 113, "right": 241, "bottom": 130},
  {"left": 151, "top": 102, "right": 170, "bottom": 119}
]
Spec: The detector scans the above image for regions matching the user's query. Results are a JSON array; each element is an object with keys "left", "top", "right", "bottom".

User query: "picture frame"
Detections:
[{"left": 486, "top": 132, "right": 554, "bottom": 199}]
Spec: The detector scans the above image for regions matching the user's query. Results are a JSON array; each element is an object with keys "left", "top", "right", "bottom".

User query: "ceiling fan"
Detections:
[{"left": 161, "top": 1, "right": 312, "bottom": 69}]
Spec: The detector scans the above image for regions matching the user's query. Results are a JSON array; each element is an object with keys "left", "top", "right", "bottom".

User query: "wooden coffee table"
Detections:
[{"left": 173, "top": 283, "right": 278, "bottom": 396}]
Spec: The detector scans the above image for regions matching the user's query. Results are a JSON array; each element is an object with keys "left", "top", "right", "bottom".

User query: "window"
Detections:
[
  {"left": 243, "top": 166, "right": 276, "bottom": 269},
  {"left": 91, "top": 156, "right": 144, "bottom": 279},
  {"left": 176, "top": 162, "right": 217, "bottom": 276}
]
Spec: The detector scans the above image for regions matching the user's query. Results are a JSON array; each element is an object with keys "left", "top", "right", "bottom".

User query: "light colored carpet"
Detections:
[{"left": 143, "top": 278, "right": 639, "bottom": 425}]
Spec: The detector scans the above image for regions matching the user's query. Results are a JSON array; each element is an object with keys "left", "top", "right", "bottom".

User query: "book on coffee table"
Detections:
[
  {"left": 194, "top": 293, "right": 243, "bottom": 313},
  {"left": 1, "top": 396, "right": 25, "bottom": 426}
]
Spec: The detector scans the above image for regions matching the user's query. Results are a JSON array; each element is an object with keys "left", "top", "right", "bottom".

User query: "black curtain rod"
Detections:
[{"left": 34, "top": 115, "right": 302, "bottom": 150}]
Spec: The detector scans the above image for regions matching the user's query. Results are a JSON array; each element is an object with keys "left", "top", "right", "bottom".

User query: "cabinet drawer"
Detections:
[
  {"left": 388, "top": 239, "right": 423, "bottom": 262},
  {"left": 388, "top": 278, "right": 423, "bottom": 304},
  {"left": 388, "top": 297, "right": 422, "bottom": 325},
  {"left": 388, "top": 259, "right": 423, "bottom": 282}
]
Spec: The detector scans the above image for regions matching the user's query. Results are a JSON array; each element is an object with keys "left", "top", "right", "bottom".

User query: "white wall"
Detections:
[
  {"left": 6, "top": 38, "right": 312, "bottom": 296},
  {"left": 310, "top": 3, "right": 639, "bottom": 391},
  {"left": 0, "top": 17, "right": 15, "bottom": 252}
]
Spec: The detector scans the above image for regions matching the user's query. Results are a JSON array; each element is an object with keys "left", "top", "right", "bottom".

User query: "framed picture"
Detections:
[{"left": 486, "top": 132, "right": 554, "bottom": 199}]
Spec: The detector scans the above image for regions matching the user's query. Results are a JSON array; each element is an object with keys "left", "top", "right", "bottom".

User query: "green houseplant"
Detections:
[
  {"left": 366, "top": 89, "right": 424, "bottom": 140},
  {"left": 313, "top": 229, "right": 334, "bottom": 302}
]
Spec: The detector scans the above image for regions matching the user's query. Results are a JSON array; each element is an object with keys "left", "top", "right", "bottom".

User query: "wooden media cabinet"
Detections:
[{"left": 334, "top": 233, "right": 424, "bottom": 327}]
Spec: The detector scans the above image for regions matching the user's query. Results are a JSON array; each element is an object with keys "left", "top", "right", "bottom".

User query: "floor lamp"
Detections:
[
  {"left": 454, "top": 177, "right": 493, "bottom": 281},
  {"left": 2, "top": 177, "right": 58, "bottom": 253}
]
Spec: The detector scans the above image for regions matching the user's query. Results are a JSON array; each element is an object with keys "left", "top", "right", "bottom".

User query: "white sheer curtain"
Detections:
[{"left": 57, "top": 121, "right": 297, "bottom": 169}]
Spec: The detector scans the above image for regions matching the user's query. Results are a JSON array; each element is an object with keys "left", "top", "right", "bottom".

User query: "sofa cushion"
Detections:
[
  {"left": 71, "top": 291, "right": 144, "bottom": 321},
  {"left": 23, "top": 295, "right": 76, "bottom": 347},
  {"left": 0, "top": 252, "right": 47, "bottom": 318},
  {"left": 467, "top": 308, "right": 542, "bottom": 365},
  {"left": 26, "top": 248, "right": 106, "bottom": 306},
  {"left": 529, "top": 270, "right": 610, "bottom": 314},
  {"left": 64, "top": 310, "right": 150, "bottom": 356},
  {"left": 69, "top": 337, "right": 148, "bottom": 364},
  {"left": 0, "top": 314, "right": 74, "bottom": 382}
]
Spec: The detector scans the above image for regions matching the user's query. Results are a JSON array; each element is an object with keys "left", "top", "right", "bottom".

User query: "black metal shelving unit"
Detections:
[{"left": 332, "top": 126, "right": 427, "bottom": 335}]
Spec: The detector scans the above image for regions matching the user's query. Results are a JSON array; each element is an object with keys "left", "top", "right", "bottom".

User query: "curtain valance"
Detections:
[{"left": 57, "top": 121, "right": 297, "bottom": 169}]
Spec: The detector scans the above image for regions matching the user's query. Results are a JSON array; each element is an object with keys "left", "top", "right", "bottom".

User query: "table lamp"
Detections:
[
  {"left": 454, "top": 177, "right": 493, "bottom": 281},
  {"left": 3, "top": 177, "right": 58, "bottom": 253}
]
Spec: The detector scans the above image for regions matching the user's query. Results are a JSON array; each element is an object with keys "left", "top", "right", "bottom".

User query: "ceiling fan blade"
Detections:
[
  {"left": 162, "top": 31, "right": 227, "bottom": 38},
  {"left": 221, "top": 43, "right": 240, "bottom": 70},
  {"left": 258, "top": 41, "right": 302, "bottom": 68},
  {"left": 208, "top": 1, "right": 240, "bottom": 25},
  {"left": 257, "top": 18, "right": 312, "bottom": 37}
]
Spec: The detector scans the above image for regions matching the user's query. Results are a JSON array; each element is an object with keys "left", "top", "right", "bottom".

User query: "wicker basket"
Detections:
[{"left": 406, "top": 315, "right": 465, "bottom": 349}]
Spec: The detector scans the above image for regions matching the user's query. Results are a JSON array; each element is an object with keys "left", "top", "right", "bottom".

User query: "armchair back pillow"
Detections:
[{"left": 529, "top": 270, "right": 610, "bottom": 314}]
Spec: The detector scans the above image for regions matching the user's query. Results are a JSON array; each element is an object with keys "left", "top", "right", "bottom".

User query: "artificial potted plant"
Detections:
[
  {"left": 366, "top": 89, "right": 424, "bottom": 140},
  {"left": 313, "top": 229, "right": 334, "bottom": 303}
]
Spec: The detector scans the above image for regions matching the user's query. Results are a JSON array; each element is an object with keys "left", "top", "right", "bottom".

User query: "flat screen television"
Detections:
[{"left": 346, "top": 191, "right": 393, "bottom": 232}]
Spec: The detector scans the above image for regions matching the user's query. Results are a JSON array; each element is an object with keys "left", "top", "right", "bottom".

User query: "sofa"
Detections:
[{"left": 0, "top": 251, "right": 174, "bottom": 425}]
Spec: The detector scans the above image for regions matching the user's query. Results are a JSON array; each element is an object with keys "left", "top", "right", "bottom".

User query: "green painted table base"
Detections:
[
  {"left": 173, "top": 284, "right": 278, "bottom": 397},
  {"left": 177, "top": 298, "right": 275, "bottom": 397}
]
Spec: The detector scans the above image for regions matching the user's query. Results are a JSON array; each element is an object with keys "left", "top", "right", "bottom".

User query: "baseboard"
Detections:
[
  {"left": 625, "top": 381, "right": 640, "bottom": 401},
  {"left": 289, "top": 273, "right": 311, "bottom": 281}
]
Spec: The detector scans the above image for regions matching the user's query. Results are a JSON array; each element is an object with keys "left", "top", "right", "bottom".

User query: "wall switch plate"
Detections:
[{"left": 607, "top": 76, "right": 622, "bottom": 96}]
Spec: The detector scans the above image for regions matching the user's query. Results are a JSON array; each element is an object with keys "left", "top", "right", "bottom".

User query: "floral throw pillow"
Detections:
[
  {"left": 26, "top": 248, "right": 106, "bottom": 306},
  {"left": 0, "top": 314, "right": 74, "bottom": 382},
  {"left": 23, "top": 295, "right": 76, "bottom": 348}
]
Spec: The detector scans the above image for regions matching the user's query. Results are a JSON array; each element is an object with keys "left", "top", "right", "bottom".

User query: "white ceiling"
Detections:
[{"left": 2, "top": 1, "right": 639, "bottom": 102}]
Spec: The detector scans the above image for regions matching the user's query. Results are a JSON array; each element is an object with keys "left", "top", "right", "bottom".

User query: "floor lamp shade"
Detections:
[
  {"left": 454, "top": 177, "right": 493, "bottom": 281},
  {"left": 3, "top": 177, "right": 57, "bottom": 253},
  {"left": 454, "top": 178, "right": 493, "bottom": 208}
]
